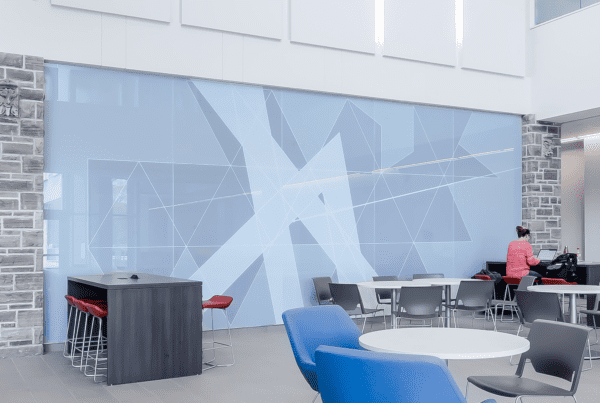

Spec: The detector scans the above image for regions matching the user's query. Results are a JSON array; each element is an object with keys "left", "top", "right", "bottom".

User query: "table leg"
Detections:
[
  {"left": 444, "top": 285, "right": 451, "bottom": 328},
  {"left": 391, "top": 289, "right": 397, "bottom": 329},
  {"left": 569, "top": 293, "right": 577, "bottom": 324}
]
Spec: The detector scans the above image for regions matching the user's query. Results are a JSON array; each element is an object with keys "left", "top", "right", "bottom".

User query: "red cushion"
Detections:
[
  {"left": 502, "top": 276, "right": 521, "bottom": 285},
  {"left": 203, "top": 295, "right": 233, "bottom": 309},
  {"left": 65, "top": 295, "right": 76, "bottom": 306},
  {"left": 84, "top": 302, "right": 108, "bottom": 318},
  {"left": 474, "top": 275, "right": 492, "bottom": 281}
]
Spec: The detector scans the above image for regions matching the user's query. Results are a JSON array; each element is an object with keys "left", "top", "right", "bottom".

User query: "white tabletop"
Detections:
[
  {"left": 527, "top": 285, "right": 600, "bottom": 294},
  {"left": 357, "top": 281, "right": 433, "bottom": 289},
  {"left": 359, "top": 328, "right": 530, "bottom": 360},
  {"left": 411, "top": 278, "right": 482, "bottom": 286}
]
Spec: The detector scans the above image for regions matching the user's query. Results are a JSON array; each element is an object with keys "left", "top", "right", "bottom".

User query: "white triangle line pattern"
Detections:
[{"left": 88, "top": 162, "right": 139, "bottom": 247}]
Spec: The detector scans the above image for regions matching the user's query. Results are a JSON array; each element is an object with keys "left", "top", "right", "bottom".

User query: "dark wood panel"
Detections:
[{"left": 106, "top": 284, "right": 202, "bottom": 385}]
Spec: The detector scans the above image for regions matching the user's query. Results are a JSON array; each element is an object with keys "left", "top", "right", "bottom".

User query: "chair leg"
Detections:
[
  {"left": 464, "top": 381, "right": 469, "bottom": 400},
  {"left": 509, "top": 325, "right": 522, "bottom": 365},
  {"left": 362, "top": 316, "right": 367, "bottom": 333},
  {"left": 63, "top": 304, "right": 74, "bottom": 358},
  {"left": 582, "top": 335, "right": 593, "bottom": 372},
  {"left": 312, "top": 391, "right": 320, "bottom": 403}
]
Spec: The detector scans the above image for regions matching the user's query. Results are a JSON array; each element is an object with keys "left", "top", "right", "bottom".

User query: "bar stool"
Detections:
[
  {"left": 63, "top": 296, "right": 77, "bottom": 358},
  {"left": 202, "top": 295, "right": 235, "bottom": 369},
  {"left": 83, "top": 301, "right": 108, "bottom": 383},
  {"left": 70, "top": 298, "right": 105, "bottom": 370}
]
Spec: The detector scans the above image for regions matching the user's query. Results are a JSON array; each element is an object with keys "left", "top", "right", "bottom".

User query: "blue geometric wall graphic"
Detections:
[
  {"left": 293, "top": 242, "right": 337, "bottom": 306},
  {"left": 399, "top": 245, "right": 427, "bottom": 278},
  {"left": 289, "top": 219, "right": 318, "bottom": 244},
  {"left": 223, "top": 254, "right": 264, "bottom": 322},
  {"left": 395, "top": 184, "right": 442, "bottom": 239},
  {"left": 173, "top": 80, "right": 230, "bottom": 166},
  {"left": 414, "top": 105, "right": 454, "bottom": 160},
  {"left": 454, "top": 110, "right": 472, "bottom": 153},
  {"left": 264, "top": 92, "right": 307, "bottom": 170},
  {"left": 324, "top": 101, "right": 382, "bottom": 172},
  {"left": 373, "top": 243, "right": 413, "bottom": 277},
  {"left": 394, "top": 109, "right": 443, "bottom": 174},
  {"left": 230, "top": 262, "right": 276, "bottom": 328},
  {"left": 45, "top": 63, "right": 521, "bottom": 342}
]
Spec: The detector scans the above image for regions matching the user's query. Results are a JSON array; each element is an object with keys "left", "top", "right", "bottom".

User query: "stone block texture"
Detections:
[
  {"left": 521, "top": 114, "right": 561, "bottom": 256},
  {"left": 0, "top": 52, "right": 44, "bottom": 358}
]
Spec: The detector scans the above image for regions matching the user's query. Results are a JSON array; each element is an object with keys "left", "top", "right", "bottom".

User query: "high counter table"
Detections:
[{"left": 67, "top": 272, "right": 203, "bottom": 385}]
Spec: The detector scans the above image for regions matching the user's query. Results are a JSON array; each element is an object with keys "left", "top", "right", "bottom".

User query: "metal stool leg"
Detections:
[
  {"left": 63, "top": 304, "right": 75, "bottom": 358},
  {"left": 203, "top": 307, "right": 235, "bottom": 369},
  {"left": 70, "top": 309, "right": 83, "bottom": 366},
  {"left": 73, "top": 312, "right": 90, "bottom": 370}
]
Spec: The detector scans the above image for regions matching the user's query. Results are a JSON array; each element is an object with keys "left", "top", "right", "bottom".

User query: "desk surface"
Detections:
[
  {"left": 68, "top": 272, "right": 201, "bottom": 289},
  {"left": 359, "top": 328, "right": 530, "bottom": 360}
]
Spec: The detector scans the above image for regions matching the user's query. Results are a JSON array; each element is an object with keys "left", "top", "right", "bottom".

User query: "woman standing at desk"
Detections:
[{"left": 506, "top": 226, "right": 544, "bottom": 281}]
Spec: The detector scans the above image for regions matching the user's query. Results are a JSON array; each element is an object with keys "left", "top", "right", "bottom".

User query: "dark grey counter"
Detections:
[{"left": 68, "top": 272, "right": 202, "bottom": 385}]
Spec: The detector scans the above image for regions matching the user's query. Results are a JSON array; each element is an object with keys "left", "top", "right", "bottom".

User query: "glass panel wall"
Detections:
[
  {"left": 44, "top": 63, "right": 521, "bottom": 342},
  {"left": 536, "top": 0, "right": 600, "bottom": 24}
]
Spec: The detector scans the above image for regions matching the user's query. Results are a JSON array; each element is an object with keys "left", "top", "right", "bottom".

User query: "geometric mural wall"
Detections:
[{"left": 44, "top": 63, "right": 521, "bottom": 342}]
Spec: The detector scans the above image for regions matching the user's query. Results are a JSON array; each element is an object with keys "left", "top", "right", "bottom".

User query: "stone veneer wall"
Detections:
[
  {"left": 0, "top": 53, "right": 44, "bottom": 358},
  {"left": 521, "top": 114, "right": 562, "bottom": 256}
]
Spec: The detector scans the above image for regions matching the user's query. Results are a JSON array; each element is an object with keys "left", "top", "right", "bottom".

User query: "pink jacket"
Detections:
[{"left": 506, "top": 240, "right": 540, "bottom": 278}]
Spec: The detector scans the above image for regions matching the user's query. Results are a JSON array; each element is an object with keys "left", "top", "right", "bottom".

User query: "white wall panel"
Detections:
[
  {"left": 384, "top": 0, "right": 456, "bottom": 66},
  {"left": 462, "top": 0, "right": 525, "bottom": 77},
  {"left": 584, "top": 137, "right": 600, "bottom": 262},
  {"left": 290, "top": 0, "right": 376, "bottom": 54},
  {"left": 181, "top": 0, "right": 283, "bottom": 40},
  {"left": 561, "top": 142, "right": 585, "bottom": 259},
  {"left": 51, "top": 0, "right": 171, "bottom": 23},
  {"left": 532, "top": 4, "right": 600, "bottom": 121},
  {"left": 125, "top": 15, "right": 223, "bottom": 80},
  {"left": 0, "top": 0, "right": 101, "bottom": 65},
  {"left": 101, "top": 15, "right": 128, "bottom": 69},
  {"left": 223, "top": 33, "right": 245, "bottom": 83}
]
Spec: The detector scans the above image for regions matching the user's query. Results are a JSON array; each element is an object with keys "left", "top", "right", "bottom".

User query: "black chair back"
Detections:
[
  {"left": 373, "top": 276, "right": 398, "bottom": 303},
  {"left": 313, "top": 277, "right": 333, "bottom": 305},
  {"left": 454, "top": 280, "right": 495, "bottom": 308},
  {"left": 413, "top": 273, "right": 445, "bottom": 279},
  {"left": 515, "top": 290, "right": 564, "bottom": 325},
  {"left": 397, "top": 286, "right": 443, "bottom": 318},
  {"left": 517, "top": 319, "right": 589, "bottom": 392},
  {"left": 329, "top": 283, "right": 363, "bottom": 314}
]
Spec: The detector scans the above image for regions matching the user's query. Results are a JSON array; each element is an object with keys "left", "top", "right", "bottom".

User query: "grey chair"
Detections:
[
  {"left": 579, "top": 292, "right": 600, "bottom": 344},
  {"left": 514, "top": 290, "right": 592, "bottom": 370},
  {"left": 395, "top": 285, "right": 443, "bottom": 327},
  {"left": 329, "top": 283, "right": 385, "bottom": 333},
  {"left": 447, "top": 280, "right": 496, "bottom": 331},
  {"left": 413, "top": 273, "right": 445, "bottom": 279},
  {"left": 372, "top": 275, "right": 398, "bottom": 307},
  {"left": 313, "top": 277, "right": 334, "bottom": 305},
  {"left": 466, "top": 319, "right": 590, "bottom": 403},
  {"left": 491, "top": 276, "right": 536, "bottom": 322}
]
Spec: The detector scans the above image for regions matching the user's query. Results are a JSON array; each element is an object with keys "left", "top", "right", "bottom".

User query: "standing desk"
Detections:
[{"left": 67, "top": 272, "right": 203, "bottom": 385}]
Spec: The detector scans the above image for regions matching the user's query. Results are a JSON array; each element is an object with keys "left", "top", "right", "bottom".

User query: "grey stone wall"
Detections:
[
  {"left": 521, "top": 114, "right": 561, "bottom": 256},
  {"left": 0, "top": 52, "right": 44, "bottom": 358}
]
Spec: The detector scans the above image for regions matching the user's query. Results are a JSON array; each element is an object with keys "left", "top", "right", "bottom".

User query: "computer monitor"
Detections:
[{"left": 537, "top": 249, "right": 557, "bottom": 261}]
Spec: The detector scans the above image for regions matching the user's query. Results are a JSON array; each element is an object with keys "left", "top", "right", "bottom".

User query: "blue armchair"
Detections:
[
  {"left": 282, "top": 306, "right": 363, "bottom": 401},
  {"left": 315, "top": 345, "right": 497, "bottom": 403}
]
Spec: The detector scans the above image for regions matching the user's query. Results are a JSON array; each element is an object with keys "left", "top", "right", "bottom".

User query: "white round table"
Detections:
[
  {"left": 359, "top": 328, "right": 530, "bottom": 363},
  {"left": 357, "top": 281, "right": 432, "bottom": 328},
  {"left": 527, "top": 284, "right": 600, "bottom": 324},
  {"left": 411, "top": 278, "right": 482, "bottom": 327}
]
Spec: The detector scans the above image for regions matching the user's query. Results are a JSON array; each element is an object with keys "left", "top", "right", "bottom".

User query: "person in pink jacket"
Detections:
[{"left": 506, "top": 226, "right": 543, "bottom": 280}]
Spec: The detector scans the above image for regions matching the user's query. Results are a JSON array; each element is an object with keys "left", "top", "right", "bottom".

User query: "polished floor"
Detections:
[{"left": 1, "top": 312, "right": 599, "bottom": 403}]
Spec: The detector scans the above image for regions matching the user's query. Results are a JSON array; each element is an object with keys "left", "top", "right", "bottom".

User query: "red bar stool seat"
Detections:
[
  {"left": 202, "top": 295, "right": 235, "bottom": 369},
  {"left": 474, "top": 275, "right": 492, "bottom": 281},
  {"left": 82, "top": 301, "right": 108, "bottom": 383}
]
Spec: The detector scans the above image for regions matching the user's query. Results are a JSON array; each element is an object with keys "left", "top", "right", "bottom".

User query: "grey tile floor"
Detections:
[{"left": 1, "top": 312, "right": 599, "bottom": 403}]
